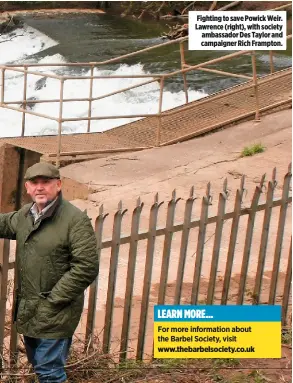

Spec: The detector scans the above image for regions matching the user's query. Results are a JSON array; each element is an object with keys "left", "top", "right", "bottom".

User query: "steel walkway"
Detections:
[{"left": 1, "top": 68, "right": 291, "bottom": 162}]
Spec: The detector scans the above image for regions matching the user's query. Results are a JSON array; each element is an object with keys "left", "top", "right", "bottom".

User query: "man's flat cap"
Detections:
[{"left": 24, "top": 162, "right": 60, "bottom": 180}]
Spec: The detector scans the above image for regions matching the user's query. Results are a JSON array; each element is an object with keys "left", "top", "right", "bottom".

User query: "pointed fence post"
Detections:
[
  {"left": 237, "top": 174, "right": 266, "bottom": 305},
  {"left": 85, "top": 205, "right": 108, "bottom": 351},
  {"left": 207, "top": 179, "right": 229, "bottom": 304},
  {"left": 253, "top": 168, "right": 277, "bottom": 304},
  {"left": 174, "top": 186, "right": 196, "bottom": 304},
  {"left": 221, "top": 176, "right": 245, "bottom": 304},
  {"left": 269, "top": 164, "right": 292, "bottom": 304},
  {"left": 136, "top": 194, "right": 163, "bottom": 361},
  {"left": 191, "top": 183, "right": 212, "bottom": 305},
  {"left": 120, "top": 198, "right": 144, "bottom": 361},
  {"left": 102, "top": 201, "right": 127, "bottom": 354},
  {"left": 158, "top": 190, "right": 181, "bottom": 305}
]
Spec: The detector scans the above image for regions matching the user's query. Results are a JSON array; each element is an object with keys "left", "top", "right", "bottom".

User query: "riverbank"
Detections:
[
  {"left": 0, "top": 8, "right": 106, "bottom": 16},
  {"left": 1, "top": 1, "right": 291, "bottom": 40},
  {"left": 0, "top": 1, "right": 290, "bottom": 20}
]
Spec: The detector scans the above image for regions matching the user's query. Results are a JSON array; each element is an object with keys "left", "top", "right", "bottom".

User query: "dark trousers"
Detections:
[{"left": 24, "top": 336, "right": 72, "bottom": 383}]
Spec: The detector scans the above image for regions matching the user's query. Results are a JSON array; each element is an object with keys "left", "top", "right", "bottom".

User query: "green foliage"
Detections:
[
  {"left": 152, "top": 357, "right": 191, "bottom": 369},
  {"left": 248, "top": 370, "right": 268, "bottom": 383},
  {"left": 226, "top": 373, "right": 251, "bottom": 383},
  {"left": 282, "top": 327, "right": 292, "bottom": 345},
  {"left": 212, "top": 358, "right": 240, "bottom": 368},
  {"left": 241, "top": 143, "right": 265, "bottom": 157}
]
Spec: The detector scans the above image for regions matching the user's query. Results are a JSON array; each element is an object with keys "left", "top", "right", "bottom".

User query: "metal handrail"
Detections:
[
  {"left": 0, "top": 16, "right": 291, "bottom": 166},
  {"left": 1, "top": 0, "right": 291, "bottom": 69}
]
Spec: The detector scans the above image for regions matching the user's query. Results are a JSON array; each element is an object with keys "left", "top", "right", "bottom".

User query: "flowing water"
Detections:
[{"left": 0, "top": 13, "right": 291, "bottom": 137}]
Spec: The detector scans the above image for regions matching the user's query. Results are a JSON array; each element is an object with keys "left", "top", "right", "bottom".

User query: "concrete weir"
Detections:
[{"left": 0, "top": 68, "right": 291, "bottom": 165}]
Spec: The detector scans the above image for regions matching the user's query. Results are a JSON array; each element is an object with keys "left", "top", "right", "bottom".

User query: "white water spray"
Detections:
[{"left": 0, "top": 24, "right": 207, "bottom": 137}]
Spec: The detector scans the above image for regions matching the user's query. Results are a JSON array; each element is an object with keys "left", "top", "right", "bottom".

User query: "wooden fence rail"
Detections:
[{"left": 0, "top": 165, "right": 292, "bottom": 370}]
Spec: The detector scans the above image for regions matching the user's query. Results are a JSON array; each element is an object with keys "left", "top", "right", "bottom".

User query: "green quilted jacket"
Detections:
[{"left": 1, "top": 193, "right": 99, "bottom": 338}]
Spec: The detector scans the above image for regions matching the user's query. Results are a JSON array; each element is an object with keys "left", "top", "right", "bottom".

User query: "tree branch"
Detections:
[{"left": 0, "top": 34, "right": 24, "bottom": 43}]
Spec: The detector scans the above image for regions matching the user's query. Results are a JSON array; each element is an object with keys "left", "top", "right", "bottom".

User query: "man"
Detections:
[{"left": 1, "top": 162, "right": 99, "bottom": 382}]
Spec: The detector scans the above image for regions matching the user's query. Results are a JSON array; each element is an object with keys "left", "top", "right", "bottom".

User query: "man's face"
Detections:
[{"left": 25, "top": 177, "right": 61, "bottom": 206}]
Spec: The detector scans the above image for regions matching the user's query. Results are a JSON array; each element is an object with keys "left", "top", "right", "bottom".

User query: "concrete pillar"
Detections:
[{"left": 0, "top": 144, "right": 41, "bottom": 212}]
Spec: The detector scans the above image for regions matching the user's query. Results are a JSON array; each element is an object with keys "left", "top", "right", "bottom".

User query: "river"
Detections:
[{"left": 0, "top": 13, "right": 291, "bottom": 136}]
